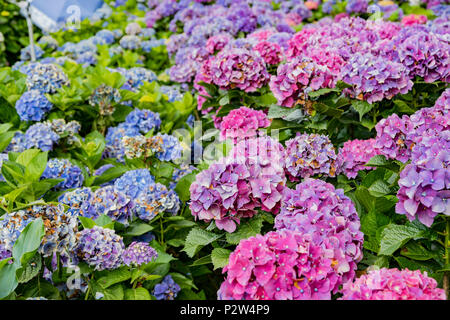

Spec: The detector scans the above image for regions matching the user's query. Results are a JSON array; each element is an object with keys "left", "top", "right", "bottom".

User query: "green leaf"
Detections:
[
  {"left": 190, "top": 255, "right": 212, "bottom": 266},
  {"left": 182, "top": 228, "right": 222, "bottom": 258},
  {"left": 95, "top": 215, "right": 114, "bottom": 229},
  {"left": 17, "top": 254, "right": 41, "bottom": 283},
  {"left": 0, "top": 263, "right": 18, "bottom": 299},
  {"left": 12, "top": 218, "right": 45, "bottom": 266},
  {"left": 378, "top": 224, "right": 424, "bottom": 256},
  {"left": 307, "top": 88, "right": 338, "bottom": 98},
  {"left": 96, "top": 267, "right": 131, "bottom": 289},
  {"left": 0, "top": 131, "right": 15, "bottom": 153},
  {"left": 124, "top": 222, "right": 153, "bottom": 236},
  {"left": 175, "top": 172, "right": 197, "bottom": 203},
  {"left": 124, "top": 287, "right": 152, "bottom": 300},
  {"left": 351, "top": 100, "right": 373, "bottom": 120},
  {"left": 24, "top": 151, "right": 48, "bottom": 182},
  {"left": 211, "top": 248, "right": 231, "bottom": 270},
  {"left": 101, "top": 284, "right": 124, "bottom": 300},
  {"left": 78, "top": 216, "right": 96, "bottom": 229},
  {"left": 169, "top": 272, "right": 197, "bottom": 290},
  {"left": 367, "top": 180, "right": 391, "bottom": 197},
  {"left": 226, "top": 216, "right": 264, "bottom": 245},
  {"left": 400, "top": 241, "right": 434, "bottom": 261}
]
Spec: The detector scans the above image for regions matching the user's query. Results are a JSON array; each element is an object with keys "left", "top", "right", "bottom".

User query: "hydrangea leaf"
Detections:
[{"left": 211, "top": 248, "right": 231, "bottom": 270}]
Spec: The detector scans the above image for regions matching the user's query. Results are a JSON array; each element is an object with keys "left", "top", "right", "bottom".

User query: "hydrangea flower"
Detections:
[
  {"left": 119, "top": 35, "right": 142, "bottom": 50},
  {"left": 95, "top": 30, "right": 116, "bottom": 45},
  {"left": 114, "top": 169, "right": 155, "bottom": 199},
  {"left": 218, "top": 230, "right": 341, "bottom": 300},
  {"left": 91, "top": 186, "right": 134, "bottom": 225},
  {"left": 104, "top": 123, "right": 140, "bottom": 160},
  {"left": 122, "top": 242, "right": 158, "bottom": 267},
  {"left": 59, "top": 187, "right": 97, "bottom": 219},
  {"left": 25, "top": 63, "right": 70, "bottom": 94},
  {"left": 42, "top": 158, "right": 84, "bottom": 190},
  {"left": 15, "top": 90, "right": 53, "bottom": 122},
  {"left": 20, "top": 45, "right": 44, "bottom": 61},
  {"left": 89, "top": 84, "right": 122, "bottom": 116},
  {"left": 341, "top": 268, "right": 446, "bottom": 300},
  {"left": 254, "top": 41, "right": 283, "bottom": 66},
  {"left": 154, "top": 134, "right": 183, "bottom": 162},
  {"left": 0, "top": 244, "right": 12, "bottom": 263},
  {"left": 337, "top": 139, "right": 382, "bottom": 179},
  {"left": 118, "top": 67, "right": 157, "bottom": 91},
  {"left": 340, "top": 52, "right": 413, "bottom": 103},
  {"left": 153, "top": 275, "right": 181, "bottom": 300},
  {"left": 125, "top": 22, "right": 142, "bottom": 35},
  {"left": 284, "top": 133, "right": 338, "bottom": 180},
  {"left": 207, "top": 48, "right": 269, "bottom": 92},
  {"left": 135, "top": 183, "right": 181, "bottom": 221},
  {"left": 20, "top": 122, "right": 60, "bottom": 152},
  {"left": 217, "top": 107, "right": 271, "bottom": 142},
  {"left": 206, "top": 33, "right": 233, "bottom": 54},
  {"left": 122, "top": 135, "right": 164, "bottom": 159},
  {"left": 275, "top": 179, "right": 363, "bottom": 284},
  {"left": 75, "top": 226, "right": 125, "bottom": 271},
  {"left": 124, "top": 109, "right": 161, "bottom": 133},
  {"left": 45, "top": 119, "right": 81, "bottom": 146},
  {"left": 0, "top": 204, "right": 78, "bottom": 257},
  {"left": 170, "top": 164, "right": 197, "bottom": 189}
]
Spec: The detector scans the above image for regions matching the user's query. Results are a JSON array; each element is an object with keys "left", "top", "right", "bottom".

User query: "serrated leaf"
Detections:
[
  {"left": 351, "top": 100, "right": 373, "bottom": 120},
  {"left": 182, "top": 228, "right": 222, "bottom": 258},
  {"left": 124, "top": 222, "right": 153, "bottom": 236},
  {"left": 17, "top": 254, "right": 41, "bottom": 283},
  {"left": 226, "top": 216, "right": 263, "bottom": 245},
  {"left": 124, "top": 287, "right": 152, "bottom": 300},
  {"left": 211, "top": 248, "right": 231, "bottom": 270},
  {"left": 96, "top": 267, "right": 131, "bottom": 289},
  {"left": 368, "top": 180, "right": 391, "bottom": 197},
  {"left": 379, "top": 224, "right": 424, "bottom": 256}
]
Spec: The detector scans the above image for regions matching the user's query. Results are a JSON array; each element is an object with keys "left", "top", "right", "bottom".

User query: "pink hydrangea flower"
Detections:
[
  {"left": 254, "top": 41, "right": 283, "bottom": 65},
  {"left": 218, "top": 230, "right": 342, "bottom": 300},
  {"left": 217, "top": 107, "right": 271, "bottom": 142},
  {"left": 401, "top": 14, "right": 427, "bottom": 26},
  {"left": 205, "top": 33, "right": 233, "bottom": 54},
  {"left": 275, "top": 179, "right": 364, "bottom": 286},
  {"left": 248, "top": 28, "right": 276, "bottom": 41},
  {"left": 337, "top": 138, "right": 382, "bottom": 179},
  {"left": 341, "top": 268, "right": 446, "bottom": 300}
]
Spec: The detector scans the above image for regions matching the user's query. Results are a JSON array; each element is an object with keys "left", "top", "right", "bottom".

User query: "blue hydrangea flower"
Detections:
[
  {"left": 155, "top": 134, "right": 183, "bottom": 162},
  {"left": 114, "top": 169, "right": 155, "bottom": 199},
  {"left": 38, "top": 36, "right": 59, "bottom": 50},
  {"left": 122, "top": 242, "right": 158, "bottom": 267},
  {"left": 26, "top": 63, "right": 70, "bottom": 94},
  {"left": 92, "top": 186, "right": 134, "bottom": 225},
  {"left": 22, "top": 122, "right": 60, "bottom": 151},
  {"left": 59, "top": 187, "right": 97, "bottom": 219},
  {"left": 119, "top": 35, "right": 142, "bottom": 50},
  {"left": 94, "top": 30, "right": 116, "bottom": 45},
  {"left": 42, "top": 158, "right": 84, "bottom": 190},
  {"left": 153, "top": 275, "right": 181, "bottom": 300},
  {"left": 75, "top": 226, "right": 124, "bottom": 271},
  {"left": 141, "top": 39, "right": 166, "bottom": 52},
  {"left": 160, "top": 85, "right": 184, "bottom": 102},
  {"left": 104, "top": 123, "right": 140, "bottom": 160},
  {"left": 169, "top": 165, "right": 196, "bottom": 190},
  {"left": 89, "top": 84, "right": 122, "bottom": 116},
  {"left": 20, "top": 45, "right": 44, "bottom": 61},
  {"left": 76, "top": 51, "right": 98, "bottom": 67},
  {"left": 133, "top": 232, "right": 156, "bottom": 243},
  {"left": 0, "top": 204, "right": 78, "bottom": 257},
  {"left": 124, "top": 109, "right": 161, "bottom": 133},
  {"left": 140, "top": 28, "right": 156, "bottom": 39},
  {"left": 15, "top": 90, "right": 53, "bottom": 121},
  {"left": 135, "top": 183, "right": 180, "bottom": 221},
  {"left": 118, "top": 67, "right": 157, "bottom": 91}
]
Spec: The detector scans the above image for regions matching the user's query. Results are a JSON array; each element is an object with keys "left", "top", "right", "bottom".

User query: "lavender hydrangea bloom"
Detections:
[
  {"left": 15, "top": 90, "right": 53, "bottom": 122},
  {"left": 0, "top": 244, "right": 12, "bottom": 263},
  {"left": 25, "top": 63, "right": 70, "bottom": 94},
  {"left": 0, "top": 204, "right": 78, "bottom": 257},
  {"left": 75, "top": 226, "right": 125, "bottom": 271},
  {"left": 153, "top": 275, "right": 181, "bottom": 300},
  {"left": 114, "top": 169, "right": 155, "bottom": 199},
  {"left": 59, "top": 187, "right": 97, "bottom": 219},
  {"left": 92, "top": 186, "right": 134, "bottom": 225},
  {"left": 122, "top": 242, "right": 158, "bottom": 267},
  {"left": 285, "top": 133, "right": 338, "bottom": 180},
  {"left": 95, "top": 30, "right": 116, "bottom": 45},
  {"left": 42, "top": 158, "right": 84, "bottom": 190}
]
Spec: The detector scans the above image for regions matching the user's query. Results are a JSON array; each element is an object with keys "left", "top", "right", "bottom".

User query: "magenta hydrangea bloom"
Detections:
[
  {"left": 275, "top": 179, "right": 363, "bottom": 285},
  {"left": 218, "top": 230, "right": 342, "bottom": 300},
  {"left": 337, "top": 138, "right": 382, "bottom": 179},
  {"left": 208, "top": 48, "right": 269, "bottom": 92},
  {"left": 254, "top": 41, "right": 283, "bottom": 65},
  {"left": 217, "top": 107, "right": 271, "bottom": 142},
  {"left": 190, "top": 136, "right": 286, "bottom": 232},
  {"left": 205, "top": 33, "right": 233, "bottom": 54},
  {"left": 341, "top": 268, "right": 446, "bottom": 300},
  {"left": 284, "top": 133, "right": 338, "bottom": 180},
  {"left": 374, "top": 113, "right": 415, "bottom": 163},
  {"left": 341, "top": 52, "right": 413, "bottom": 103},
  {"left": 269, "top": 57, "right": 335, "bottom": 108},
  {"left": 401, "top": 14, "right": 427, "bottom": 26}
]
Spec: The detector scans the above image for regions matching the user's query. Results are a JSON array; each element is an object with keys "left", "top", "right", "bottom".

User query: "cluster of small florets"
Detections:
[
  {"left": 340, "top": 268, "right": 446, "bottom": 300},
  {"left": 0, "top": 204, "right": 78, "bottom": 257},
  {"left": 15, "top": 90, "right": 53, "bottom": 122},
  {"left": 254, "top": 41, "right": 283, "bottom": 65},
  {"left": 337, "top": 139, "right": 382, "bottom": 179},
  {"left": 10, "top": 123, "right": 60, "bottom": 152},
  {"left": 75, "top": 226, "right": 125, "bottom": 271},
  {"left": 275, "top": 179, "right": 364, "bottom": 285},
  {"left": 217, "top": 107, "right": 271, "bottom": 142},
  {"left": 122, "top": 242, "right": 158, "bottom": 267},
  {"left": 59, "top": 187, "right": 96, "bottom": 219},
  {"left": 0, "top": 244, "right": 12, "bottom": 263},
  {"left": 122, "top": 135, "right": 164, "bottom": 159},
  {"left": 91, "top": 186, "right": 135, "bottom": 225},
  {"left": 160, "top": 85, "right": 184, "bottom": 102},
  {"left": 42, "top": 158, "right": 84, "bottom": 190},
  {"left": 123, "top": 109, "right": 162, "bottom": 134},
  {"left": 114, "top": 169, "right": 155, "bottom": 198},
  {"left": 117, "top": 67, "right": 157, "bottom": 91},
  {"left": 119, "top": 35, "right": 142, "bottom": 50},
  {"left": 190, "top": 136, "right": 286, "bottom": 232},
  {"left": 153, "top": 275, "right": 181, "bottom": 300},
  {"left": 44, "top": 119, "right": 81, "bottom": 146},
  {"left": 170, "top": 164, "right": 197, "bottom": 190},
  {"left": 89, "top": 84, "right": 122, "bottom": 116},
  {"left": 134, "top": 183, "right": 181, "bottom": 221},
  {"left": 206, "top": 33, "right": 233, "bottom": 54},
  {"left": 104, "top": 124, "right": 140, "bottom": 160},
  {"left": 218, "top": 230, "right": 341, "bottom": 300},
  {"left": 25, "top": 63, "right": 70, "bottom": 94},
  {"left": 284, "top": 133, "right": 338, "bottom": 180},
  {"left": 207, "top": 48, "right": 269, "bottom": 92}
]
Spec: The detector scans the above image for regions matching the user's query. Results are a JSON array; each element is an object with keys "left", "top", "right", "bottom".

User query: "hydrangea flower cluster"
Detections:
[
  {"left": 11, "top": 123, "right": 60, "bottom": 152},
  {"left": 59, "top": 187, "right": 96, "bottom": 219},
  {"left": 134, "top": 183, "right": 181, "bottom": 221},
  {"left": 117, "top": 67, "right": 157, "bottom": 91},
  {"left": 42, "top": 158, "right": 84, "bottom": 190},
  {"left": 341, "top": 268, "right": 446, "bottom": 300},
  {"left": 341, "top": 52, "right": 413, "bottom": 103},
  {"left": 45, "top": 119, "right": 81, "bottom": 146},
  {"left": 75, "top": 226, "right": 125, "bottom": 271},
  {"left": 206, "top": 33, "right": 232, "bottom": 54},
  {"left": 89, "top": 84, "right": 122, "bottom": 116},
  {"left": 284, "top": 133, "right": 338, "bottom": 180},
  {"left": 217, "top": 107, "right": 271, "bottom": 142},
  {"left": 123, "top": 109, "right": 161, "bottom": 133},
  {"left": 190, "top": 136, "right": 286, "bottom": 232},
  {"left": 207, "top": 48, "right": 269, "bottom": 92},
  {"left": 337, "top": 138, "right": 382, "bottom": 179},
  {"left": 91, "top": 186, "right": 134, "bottom": 225},
  {"left": 254, "top": 41, "right": 283, "bottom": 65},
  {"left": 0, "top": 244, "right": 12, "bottom": 263},
  {"left": 15, "top": 90, "right": 53, "bottom": 122},
  {"left": 119, "top": 35, "right": 142, "bottom": 50},
  {"left": 105, "top": 123, "right": 140, "bottom": 160},
  {"left": 275, "top": 179, "right": 364, "bottom": 285},
  {"left": 153, "top": 275, "right": 181, "bottom": 300},
  {"left": 114, "top": 169, "right": 155, "bottom": 198},
  {"left": 122, "top": 242, "right": 158, "bottom": 267},
  {"left": 169, "top": 164, "right": 197, "bottom": 190},
  {"left": 25, "top": 63, "right": 70, "bottom": 94},
  {"left": 0, "top": 204, "right": 78, "bottom": 257},
  {"left": 218, "top": 230, "right": 341, "bottom": 300}
]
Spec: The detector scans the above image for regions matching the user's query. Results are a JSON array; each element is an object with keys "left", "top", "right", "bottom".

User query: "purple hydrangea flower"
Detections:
[
  {"left": 124, "top": 109, "right": 161, "bottom": 133},
  {"left": 91, "top": 186, "right": 134, "bottom": 225},
  {"left": 42, "top": 158, "right": 84, "bottom": 190},
  {"left": 122, "top": 242, "right": 158, "bottom": 267},
  {"left": 153, "top": 275, "right": 181, "bottom": 300},
  {"left": 59, "top": 187, "right": 97, "bottom": 219}
]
